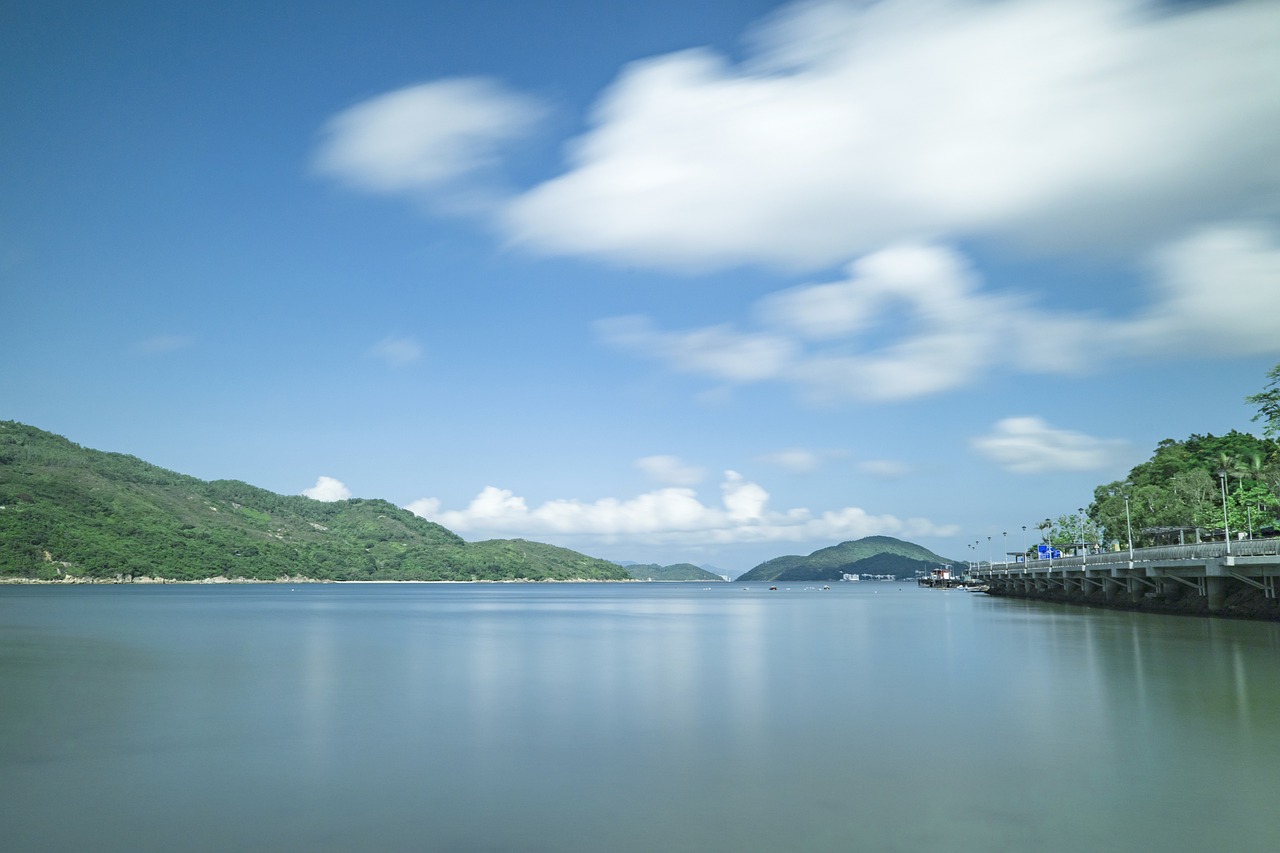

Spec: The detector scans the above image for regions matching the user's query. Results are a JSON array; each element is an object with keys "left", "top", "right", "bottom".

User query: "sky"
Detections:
[{"left": 3, "top": 0, "right": 1279, "bottom": 575}]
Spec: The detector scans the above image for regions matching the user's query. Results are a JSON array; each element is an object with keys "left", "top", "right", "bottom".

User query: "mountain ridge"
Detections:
[
  {"left": 736, "top": 535, "right": 957, "bottom": 582},
  {"left": 0, "top": 421, "right": 629, "bottom": 582},
  {"left": 621, "top": 562, "right": 726, "bottom": 581}
]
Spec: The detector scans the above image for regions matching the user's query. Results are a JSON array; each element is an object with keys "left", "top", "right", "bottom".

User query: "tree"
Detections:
[
  {"left": 1246, "top": 361, "right": 1280, "bottom": 439},
  {"left": 1194, "top": 481, "right": 1279, "bottom": 538}
]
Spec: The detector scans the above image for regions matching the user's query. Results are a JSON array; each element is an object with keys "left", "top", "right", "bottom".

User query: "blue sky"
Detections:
[{"left": 4, "top": 0, "right": 1279, "bottom": 574}]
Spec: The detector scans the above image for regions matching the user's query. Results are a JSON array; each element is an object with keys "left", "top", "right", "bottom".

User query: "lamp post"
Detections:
[
  {"left": 1219, "top": 471, "right": 1231, "bottom": 556},
  {"left": 987, "top": 535, "right": 992, "bottom": 568},
  {"left": 1003, "top": 531, "right": 1008, "bottom": 566},
  {"left": 1124, "top": 494, "right": 1134, "bottom": 560},
  {"left": 1045, "top": 518, "right": 1053, "bottom": 566},
  {"left": 1078, "top": 507, "right": 1087, "bottom": 566}
]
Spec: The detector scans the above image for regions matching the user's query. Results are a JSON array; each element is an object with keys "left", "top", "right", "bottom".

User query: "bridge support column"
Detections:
[
  {"left": 1206, "top": 576, "right": 1226, "bottom": 612},
  {"left": 1103, "top": 577, "right": 1120, "bottom": 602}
]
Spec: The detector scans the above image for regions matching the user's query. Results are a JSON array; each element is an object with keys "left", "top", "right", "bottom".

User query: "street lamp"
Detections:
[
  {"left": 1219, "top": 471, "right": 1231, "bottom": 556},
  {"left": 1078, "top": 507, "right": 1087, "bottom": 566},
  {"left": 1123, "top": 493, "right": 1134, "bottom": 560},
  {"left": 1003, "top": 531, "right": 1008, "bottom": 566}
]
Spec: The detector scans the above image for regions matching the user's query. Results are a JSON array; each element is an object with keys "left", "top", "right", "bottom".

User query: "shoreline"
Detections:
[{"left": 0, "top": 575, "right": 639, "bottom": 585}]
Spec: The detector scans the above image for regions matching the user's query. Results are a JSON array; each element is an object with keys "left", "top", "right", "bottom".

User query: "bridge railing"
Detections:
[{"left": 974, "top": 537, "right": 1280, "bottom": 575}]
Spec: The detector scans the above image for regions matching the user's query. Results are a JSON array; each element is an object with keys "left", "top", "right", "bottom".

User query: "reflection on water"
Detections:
[{"left": 2, "top": 584, "right": 1279, "bottom": 852}]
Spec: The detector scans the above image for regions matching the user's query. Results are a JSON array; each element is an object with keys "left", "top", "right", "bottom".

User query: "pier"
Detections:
[{"left": 971, "top": 539, "right": 1280, "bottom": 617}]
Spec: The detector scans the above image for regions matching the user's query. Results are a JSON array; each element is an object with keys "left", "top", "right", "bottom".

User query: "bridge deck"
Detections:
[{"left": 971, "top": 539, "right": 1280, "bottom": 611}]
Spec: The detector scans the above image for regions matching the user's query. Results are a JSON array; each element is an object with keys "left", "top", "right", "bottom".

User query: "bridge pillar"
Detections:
[{"left": 1206, "top": 576, "right": 1226, "bottom": 612}]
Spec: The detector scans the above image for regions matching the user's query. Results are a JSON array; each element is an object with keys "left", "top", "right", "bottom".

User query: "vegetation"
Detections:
[
  {"left": 0, "top": 421, "right": 630, "bottom": 582},
  {"left": 622, "top": 562, "right": 725, "bottom": 581},
  {"left": 1078, "top": 363, "right": 1280, "bottom": 548},
  {"left": 737, "top": 536, "right": 957, "bottom": 582},
  {"left": 1086, "top": 431, "right": 1280, "bottom": 547},
  {"left": 1245, "top": 362, "right": 1280, "bottom": 439}
]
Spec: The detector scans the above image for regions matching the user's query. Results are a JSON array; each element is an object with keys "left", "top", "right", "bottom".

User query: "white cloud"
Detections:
[
  {"left": 970, "top": 417, "right": 1127, "bottom": 474},
  {"left": 594, "top": 315, "right": 795, "bottom": 383},
  {"left": 406, "top": 470, "right": 957, "bottom": 545},
  {"left": 404, "top": 497, "right": 440, "bottom": 518},
  {"left": 756, "top": 447, "right": 848, "bottom": 474},
  {"left": 758, "top": 448, "right": 820, "bottom": 475},
  {"left": 598, "top": 228, "right": 1280, "bottom": 402},
  {"left": 635, "top": 454, "right": 706, "bottom": 486},
  {"left": 303, "top": 476, "right": 353, "bottom": 502},
  {"left": 770, "top": 243, "right": 1013, "bottom": 400},
  {"left": 860, "top": 459, "right": 911, "bottom": 481},
  {"left": 369, "top": 335, "right": 424, "bottom": 367},
  {"left": 1125, "top": 223, "right": 1280, "bottom": 355},
  {"left": 502, "top": 0, "right": 1280, "bottom": 269},
  {"left": 597, "top": 242, "right": 1019, "bottom": 401},
  {"left": 312, "top": 3, "right": 1280, "bottom": 404},
  {"left": 313, "top": 78, "right": 545, "bottom": 195}
]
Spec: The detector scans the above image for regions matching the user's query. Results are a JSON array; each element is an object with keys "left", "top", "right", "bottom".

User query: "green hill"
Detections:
[
  {"left": 736, "top": 536, "right": 956, "bottom": 582},
  {"left": 622, "top": 562, "right": 726, "bottom": 581},
  {"left": 0, "top": 421, "right": 629, "bottom": 582}
]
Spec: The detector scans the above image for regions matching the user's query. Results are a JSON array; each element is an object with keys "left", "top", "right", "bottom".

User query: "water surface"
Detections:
[{"left": 2, "top": 583, "right": 1278, "bottom": 852}]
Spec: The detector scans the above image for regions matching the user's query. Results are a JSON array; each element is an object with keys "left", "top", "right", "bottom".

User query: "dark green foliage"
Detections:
[
  {"left": 737, "top": 536, "right": 956, "bottom": 582},
  {"left": 0, "top": 421, "right": 628, "bottom": 582},
  {"left": 1088, "top": 429, "right": 1280, "bottom": 545},
  {"left": 1246, "top": 361, "right": 1280, "bottom": 439},
  {"left": 623, "top": 562, "right": 725, "bottom": 581}
]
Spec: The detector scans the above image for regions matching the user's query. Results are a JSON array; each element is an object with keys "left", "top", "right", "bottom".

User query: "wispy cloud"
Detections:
[
  {"left": 313, "top": 78, "right": 545, "bottom": 198},
  {"left": 406, "top": 470, "right": 957, "bottom": 546},
  {"left": 756, "top": 447, "right": 847, "bottom": 475},
  {"left": 313, "top": 1, "right": 1280, "bottom": 404},
  {"left": 598, "top": 229, "right": 1280, "bottom": 402},
  {"left": 303, "top": 475, "right": 353, "bottom": 501},
  {"left": 501, "top": 0, "right": 1280, "bottom": 269},
  {"left": 594, "top": 242, "right": 1010, "bottom": 401},
  {"left": 859, "top": 459, "right": 912, "bottom": 481},
  {"left": 635, "top": 454, "right": 706, "bottom": 486},
  {"left": 1123, "top": 223, "right": 1280, "bottom": 356},
  {"left": 970, "top": 417, "right": 1127, "bottom": 474},
  {"left": 369, "top": 335, "right": 424, "bottom": 367},
  {"left": 595, "top": 316, "right": 795, "bottom": 383}
]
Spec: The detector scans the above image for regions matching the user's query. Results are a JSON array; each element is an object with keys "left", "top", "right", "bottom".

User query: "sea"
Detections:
[{"left": 2, "top": 582, "right": 1278, "bottom": 852}]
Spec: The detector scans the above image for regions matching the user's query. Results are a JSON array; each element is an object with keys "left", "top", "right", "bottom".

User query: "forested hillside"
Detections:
[
  {"left": 738, "top": 536, "right": 956, "bottom": 582},
  {"left": 1086, "top": 429, "right": 1280, "bottom": 546},
  {"left": 0, "top": 422, "right": 629, "bottom": 582},
  {"left": 622, "top": 562, "right": 725, "bottom": 581}
]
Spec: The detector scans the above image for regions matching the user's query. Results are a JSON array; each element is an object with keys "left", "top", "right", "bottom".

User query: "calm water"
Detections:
[{"left": 2, "top": 583, "right": 1278, "bottom": 852}]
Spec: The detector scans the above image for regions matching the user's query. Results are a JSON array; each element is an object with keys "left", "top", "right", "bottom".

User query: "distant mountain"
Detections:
[
  {"left": 736, "top": 536, "right": 956, "bottom": 582},
  {"left": 0, "top": 421, "right": 629, "bottom": 582},
  {"left": 623, "top": 562, "right": 726, "bottom": 581}
]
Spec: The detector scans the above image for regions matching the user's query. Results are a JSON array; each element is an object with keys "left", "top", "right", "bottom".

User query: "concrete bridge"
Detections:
[{"left": 971, "top": 538, "right": 1280, "bottom": 613}]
